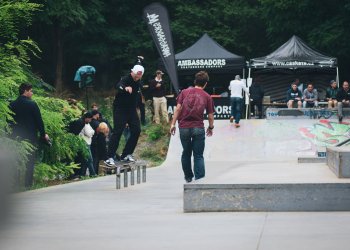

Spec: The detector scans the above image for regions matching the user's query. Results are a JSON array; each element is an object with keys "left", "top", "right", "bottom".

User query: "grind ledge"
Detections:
[
  {"left": 184, "top": 183, "right": 350, "bottom": 212},
  {"left": 183, "top": 161, "right": 350, "bottom": 212}
]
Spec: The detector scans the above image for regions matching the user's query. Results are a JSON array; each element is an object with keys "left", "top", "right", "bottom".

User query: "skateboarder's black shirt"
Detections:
[{"left": 114, "top": 74, "right": 142, "bottom": 110}]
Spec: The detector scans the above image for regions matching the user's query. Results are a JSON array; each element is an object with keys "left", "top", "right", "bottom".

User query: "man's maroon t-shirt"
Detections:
[{"left": 176, "top": 87, "right": 214, "bottom": 128}]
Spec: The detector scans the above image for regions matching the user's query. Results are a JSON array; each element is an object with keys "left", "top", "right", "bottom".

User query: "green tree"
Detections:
[
  {"left": 259, "top": 0, "right": 350, "bottom": 79},
  {"left": 0, "top": 0, "right": 93, "bottom": 187},
  {"left": 31, "top": 0, "right": 106, "bottom": 93}
]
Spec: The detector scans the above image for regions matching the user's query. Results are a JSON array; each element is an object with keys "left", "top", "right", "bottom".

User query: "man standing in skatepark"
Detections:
[{"left": 170, "top": 71, "right": 214, "bottom": 183}]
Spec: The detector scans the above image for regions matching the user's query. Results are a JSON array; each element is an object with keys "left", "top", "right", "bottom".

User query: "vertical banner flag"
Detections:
[{"left": 143, "top": 2, "right": 179, "bottom": 93}]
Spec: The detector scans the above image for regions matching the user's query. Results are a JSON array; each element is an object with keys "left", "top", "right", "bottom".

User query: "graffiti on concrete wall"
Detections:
[{"left": 299, "top": 120, "right": 350, "bottom": 147}]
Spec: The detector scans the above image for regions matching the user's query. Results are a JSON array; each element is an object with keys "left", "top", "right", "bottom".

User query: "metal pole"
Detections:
[
  {"left": 137, "top": 165, "right": 141, "bottom": 184},
  {"left": 336, "top": 138, "right": 350, "bottom": 147},
  {"left": 86, "top": 86, "right": 89, "bottom": 108},
  {"left": 123, "top": 168, "right": 128, "bottom": 187},
  {"left": 336, "top": 67, "right": 340, "bottom": 88},
  {"left": 131, "top": 168, "right": 135, "bottom": 185},
  {"left": 245, "top": 67, "right": 252, "bottom": 119},
  {"left": 142, "top": 165, "right": 146, "bottom": 183},
  {"left": 116, "top": 172, "right": 121, "bottom": 189}
]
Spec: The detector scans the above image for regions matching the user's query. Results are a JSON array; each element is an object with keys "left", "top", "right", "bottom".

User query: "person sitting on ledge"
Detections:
[
  {"left": 286, "top": 82, "right": 302, "bottom": 108},
  {"left": 326, "top": 80, "right": 338, "bottom": 109},
  {"left": 302, "top": 83, "right": 318, "bottom": 108},
  {"left": 336, "top": 80, "right": 350, "bottom": 123}
]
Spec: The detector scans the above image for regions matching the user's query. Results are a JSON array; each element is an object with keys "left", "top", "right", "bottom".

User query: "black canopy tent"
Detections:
[
  {"left": 174, "top": 33, "right": 245, "bottom": 94},
  {"left": 249, "top": 35, "right": 337, "bottom": 70},
  {"left": 248, "top": 35, "right": 338, "bottom": 102}
]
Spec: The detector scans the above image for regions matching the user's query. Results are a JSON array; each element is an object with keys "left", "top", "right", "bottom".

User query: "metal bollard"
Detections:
[
  {"left": 137, "top": 165, "right": 141, "bottom": 184},
  {"left": 130, "top": 167, "right": 135, "bottom": 185},
  {"left": 116, "top": 173, "right": 121, "bottom": 189},
  {"left": 123, "top": 168, "right": 128, "bottom": 187},
  {"left": 142, "top": 165, "right": 146, "bottom": 183}
]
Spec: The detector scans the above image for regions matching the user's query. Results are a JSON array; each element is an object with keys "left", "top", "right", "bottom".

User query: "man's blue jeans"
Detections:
[
  {"left": 230, "top": 97, "right": 242, "bottom": 124},
  {"left": 179, "top": 127, "right": 205, "bottom": 180}
]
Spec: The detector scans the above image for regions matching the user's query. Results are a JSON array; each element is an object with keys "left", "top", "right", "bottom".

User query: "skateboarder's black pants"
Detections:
[{"left": 107, "top": 107, "right": 141, "bottom": 159}]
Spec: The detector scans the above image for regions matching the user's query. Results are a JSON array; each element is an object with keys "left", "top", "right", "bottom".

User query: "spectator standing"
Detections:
[
  {"left": 104, "top": 64, "right": 144, "bottom": 166},
  {"left": 229, "top": 75, "right": 248, "bottom": 127},
  {"left": 150, "top": 70, "right": 169, "bottom": 124},
  {"left": 9, "top": 83, "right": 50, "bottom": 188},
  {"left": 249, "top": 79, "right": 265, "bottom": 118},
  {"left": 78, "top": 112, "right": 96, "bottom": 176},
  {"left": 67, "top": 112, "right": 96, "bottom": 178},
  {"left": 326, "top": 80, "right": 338, "bottom": 108},
  {"left": 170, "top": 71, "right": 214, "bottom": 183},
  {"left": 336, "top": 81, "right": 350, "bottom": 123},
  {"left": 302, "top": 83, "right": 318, "bottom": 108},
  {"left": 286, "top": 83, "right": 303, "bottom": 108}
]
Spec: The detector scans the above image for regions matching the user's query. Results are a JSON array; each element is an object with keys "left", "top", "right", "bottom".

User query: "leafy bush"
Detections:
[
  {"left": 145, "top": 123, "right": 168, "bottom": 141},
  {"left": 0, "top": 1, "right": 89, "bottom": 188}
]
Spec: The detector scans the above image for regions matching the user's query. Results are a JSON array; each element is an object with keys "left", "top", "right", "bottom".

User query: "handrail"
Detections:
[{"left": 336, "top": 138, "right": 350, "bottom": 147}]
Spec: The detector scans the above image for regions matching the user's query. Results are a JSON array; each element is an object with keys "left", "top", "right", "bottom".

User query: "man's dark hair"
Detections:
[
  {"left": 194, "top": 71, "right": 209, "bottom": 87},
  {"left": 19, "top": 83, "right": 32, "bottom": 95}
]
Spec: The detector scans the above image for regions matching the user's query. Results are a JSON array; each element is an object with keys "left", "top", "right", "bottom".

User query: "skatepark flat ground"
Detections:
[{"left": 1, "top": 120, "right": 350, "bottom": 250}]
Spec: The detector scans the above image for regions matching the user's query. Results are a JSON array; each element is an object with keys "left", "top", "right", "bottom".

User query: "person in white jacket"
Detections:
[
  {"left": 228, "top": 75, "right": 248, "bottom": 127},
  {"left": 78, "top": 112, "right": 96, "bottom": 176}
]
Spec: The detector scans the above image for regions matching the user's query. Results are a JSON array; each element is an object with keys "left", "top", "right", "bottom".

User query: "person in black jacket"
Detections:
[
  {"left": 249, "top": 79, "right": 265, "bottom": 119},
  {"left": 286, "top": 83, "right": 302, "bottom": 108},
  {"left": 105, "top": 64, "right": 144, "bottom": 166},
  {"left": 336, "top": 80, "right": 350, "bottom": 123},
  {"left": 150, "top": 70, "right": 169, "bottom": 123},
  {"left": 67, "top": 112, "right": 97, "bottom": 178},
  {"left": 9, "top": 83, "right": 50, "bottom": 188}
]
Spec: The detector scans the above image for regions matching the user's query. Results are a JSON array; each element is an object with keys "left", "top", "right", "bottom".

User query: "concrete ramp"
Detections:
[
  {"left": 167, "top": 119, "right": 350, "bottom": 163},
  {"left": 167, "top": 119, "right": 350, "bottom": 212}
]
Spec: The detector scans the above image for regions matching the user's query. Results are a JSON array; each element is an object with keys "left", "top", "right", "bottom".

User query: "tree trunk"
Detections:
[{"left": 54, "top": 22, "right": 64, "bottom": 93}]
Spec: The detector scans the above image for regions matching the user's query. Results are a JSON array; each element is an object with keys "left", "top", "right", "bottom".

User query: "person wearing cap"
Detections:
[
  {"left": 326, "top": 80, "right": 338, "bottom": 108},
  {"left": 105, "top": 64, "right": 144, "bottom": 165},
  {"left": 149, "top": 70, "right": 169, "bottom": 124},
  {"left": 336, "top": 80, "right": 350, "bottom": 123},
  {"left": 78, "top": 112, "right": 96, "bottom": 176},
  {"left": 67, "top": 112, "right": 97, "bottom": 178},
  {"left": 228, "top": 75, "right": 248, "bottom": 127}
]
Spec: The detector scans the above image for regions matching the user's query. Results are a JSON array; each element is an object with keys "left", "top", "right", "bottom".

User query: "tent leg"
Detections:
[
  {"left": 336, "top": 67, "right": 340, "bottom": 88},
  {"left": 248, "top": 68, "right": 251, "bottom": 79},
  {"left": 86, "top": 87, "right": 89, "bottom": 108},
  {"left": 245, "top": 103, "right": 249, "bottom": 120}
]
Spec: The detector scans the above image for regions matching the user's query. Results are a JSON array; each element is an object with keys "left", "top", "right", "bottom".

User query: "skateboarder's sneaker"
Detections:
[
  {"left": 104, "top": 158, "right": 116, "bottom": 166},
  {"left": 122, "top": 154, "right": 136, "bottom": 162},
  {"left": 229, "top": 116, "right": 234, "bottom": 123},
  {"left": 234, "top": 123, "right": 240, "bottom": 128},
  {"left": 339, "top": 116, "right": 343, "bottom": 123}
]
